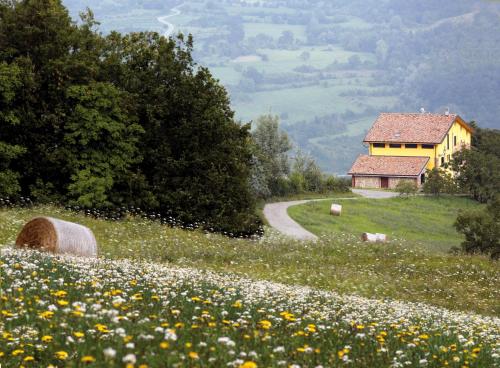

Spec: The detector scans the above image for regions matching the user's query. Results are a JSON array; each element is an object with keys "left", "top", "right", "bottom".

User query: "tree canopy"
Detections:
[{"left": 0, "top": 0, "right": 260, "bottom": 235}]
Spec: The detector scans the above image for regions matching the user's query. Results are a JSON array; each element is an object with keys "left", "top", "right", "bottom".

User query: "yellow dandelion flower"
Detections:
[
  {"left": 123, "top": 335, "right": 133, "bottom": 343},
  {"left": 240, "top": 362, "right": 258, "bottom": 368},
  {"left": 95, "top": 324, "right": 110, "bottom": 333},
  {"left": 188, "top": 351, "right": 199, "bottom": 360},
  {"left": 160, "top": 342, "right": 169, "bottom": 349},
  {"left": 258, "top": 320, "right": 272, "bottom": 330},
  {"left": 55, "top": 351, "right": 69, "bottom": 360},
  {"left": 139, "top": 365, "right": 149, "bottom": 368},
  {"left": 23, "top": 356, "right": 35, "bottom": 362},
  {"left": 1, "top": 310, "right": 14, "bottom": 317},
  {"left": 39, "top": 311, "right": 54, "bottom": 319},
  {"left": 12, "top": 349, "right": 24, "bottom": 356},
  {"left": 41, "top": 335, "right": 53, "bottom": 343},
  {"left": 232, "top": 300, "right": 243, "bottom": 308},
  {"left": 74, "top": 332, "right": 85, "bottom": 338},
  {"left": 57, "top": 300, "right": 69, "bottom": 306},
  {"left": 54, "top": 290, "right": 67, "bottom": 298},
  {"left": 81, "top": 355, "right": 96, "bottom": 363}
]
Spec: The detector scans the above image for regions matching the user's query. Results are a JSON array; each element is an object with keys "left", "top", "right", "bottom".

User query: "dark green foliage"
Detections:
[
  {"left": 449, "top": 126, "right": 500, "bottom": 203},
  {"left": 423, "top": 168, "right": 457, "bottom": 196},
  {"left": 63, "top": 82, "right": 143, "bottom": 208},
  {"left": 0, "top": 0, "right": 260, "bottom": 235},
  {"left": 395, "top": 180, "right": 418, "bottom": 198},
  {"left": 0, "top": 62, "right": 26, "bottom": 196},
  {"left": 454, "top": 197, "right": 500, "bottom": 260}
]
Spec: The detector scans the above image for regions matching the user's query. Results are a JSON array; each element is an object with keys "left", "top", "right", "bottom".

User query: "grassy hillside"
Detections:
[
  {"left": 288, "top": 196, "right": 483, "bottom": 253},
  {"left": 1, "top": 205, "right": 498, "bottom": 315},
  {"left": 2, "top": 249, "right": 498, "bottom": 367}
]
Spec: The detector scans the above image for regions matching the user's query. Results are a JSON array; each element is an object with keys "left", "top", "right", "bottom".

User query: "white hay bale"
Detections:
[
  {"left": 330, "top": 204, "right": 342, "bottom": 216},
  {"left": 16, "top": 217, "right": 98, "bottom": 257},
  {"left": 362, "top": 232, "right": 387, "bottom": 243}
]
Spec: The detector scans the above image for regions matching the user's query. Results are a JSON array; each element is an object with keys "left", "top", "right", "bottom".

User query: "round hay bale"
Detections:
[
  {"left": 16, "top": 217, "right": 98, "bottom": 257},
  {"left": 330, "top": 204, "right": 342, "bottom": 216}
]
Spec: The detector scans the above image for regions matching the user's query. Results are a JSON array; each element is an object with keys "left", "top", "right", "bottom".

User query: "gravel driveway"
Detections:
[{"left": 263, "top": 190, "right": 398, "bottom": 240}]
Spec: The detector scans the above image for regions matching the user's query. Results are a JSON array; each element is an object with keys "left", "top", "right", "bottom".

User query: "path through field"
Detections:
[
  {"left": 263, "top": 189, "right": 398, "bottom": 240},
  {"left": 157, "top": 4, "right": 183, "bottom": 38}
]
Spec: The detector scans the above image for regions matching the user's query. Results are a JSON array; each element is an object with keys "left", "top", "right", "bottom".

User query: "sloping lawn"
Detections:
[
  {"left": 287, "top": 196, "right": 483, "bottom": 252},
  {"left": 1, "top": 204, "right": 498, "bottom": 315}
]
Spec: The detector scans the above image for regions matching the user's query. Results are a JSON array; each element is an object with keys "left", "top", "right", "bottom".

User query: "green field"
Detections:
[
  {"left": 288, "top": 196, "right": 483, "bottom": 252},
  {"left": 1, "top": 204, "right": 498, "bottom": 315}
]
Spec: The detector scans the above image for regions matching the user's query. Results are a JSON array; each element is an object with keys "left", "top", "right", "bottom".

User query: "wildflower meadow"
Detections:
[{"left": 1, "top": 248, "right": 499, "bottom": 367}]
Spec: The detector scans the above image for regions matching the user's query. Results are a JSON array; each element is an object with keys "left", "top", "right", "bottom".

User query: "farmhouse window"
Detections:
[
  {"left": 373, "top": 143, "right": 385, "bottom": 148},
  {"left": 447, "top": 134, "right": 449, "bottom": 149},
  {"left": 454, "top": 136, "right": 457, "bottom": 146},
  {"left": 440, "top": 157, "right": 445, "bottom": 165},
  {"left": 405, "top": 144, "right": 417, "bottom": 149},
  {"left": 422, "top": 144, "right": 434, "bottom": 149},
  {"left": 389, "top": 144, "right": 401, "bottom": 148}
]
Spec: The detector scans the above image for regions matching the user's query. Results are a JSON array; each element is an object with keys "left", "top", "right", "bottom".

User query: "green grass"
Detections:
[
  {"left": 288, "top": 196, "right": 483, "bottom": 252},
  {"left": 1, "top": 204, "right": 498, "bottom": 316}
]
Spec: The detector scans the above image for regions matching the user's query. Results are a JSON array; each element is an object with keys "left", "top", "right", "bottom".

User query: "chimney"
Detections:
[
  {"left": 420, "top": 107, "right": 425, "bottom": 114},
  {"left": 445, "top": 108, "right": 450, "bottom": 116}
]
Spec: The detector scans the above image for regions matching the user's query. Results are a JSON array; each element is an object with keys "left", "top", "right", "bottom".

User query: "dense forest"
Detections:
[
  {"left": 63, "top": 0, "right": 500, "bottom": 173},
  {"left": 0, "top": 0, "right": 260, "bottom": 235}
]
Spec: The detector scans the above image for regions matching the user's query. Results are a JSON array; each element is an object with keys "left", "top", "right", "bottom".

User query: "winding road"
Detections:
[
  {"left": 157, "top": 4, "right": 183, "bottom": 38},
  {"left": 263, "top": 189, "right": 398, "bottom": 241}
]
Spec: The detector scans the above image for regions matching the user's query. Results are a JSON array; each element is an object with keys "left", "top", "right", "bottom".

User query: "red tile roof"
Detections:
[
  {"left": 348, "top": 155, "right": 429, "bottom": 177},
  {"left": 364, "top": 113, "right": 469, "bottom": 144}
]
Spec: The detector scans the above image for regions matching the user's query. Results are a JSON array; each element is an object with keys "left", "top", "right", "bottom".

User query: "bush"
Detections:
[
  {"left": 395, "top": 180, "right": 418, "bottom": 197},
  {"left": 454, "top": 197, "right": 500, "bottom": 259},
  {"left": 323, "top": 175, "right": 350, "bottom": 192},
  {"left": 423, "top": 168, "right": 457, "bottom": 196}
]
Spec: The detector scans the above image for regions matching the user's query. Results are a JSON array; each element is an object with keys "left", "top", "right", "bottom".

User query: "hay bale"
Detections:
[
  {"left": 362, "top": 233, "right": 387, "bottom": 243},
  {"left": 330, "top": 204, "right": 342, "bottom": 216},
  {"left": 16, "top": 217, "right": 98, "bottom": 257}
]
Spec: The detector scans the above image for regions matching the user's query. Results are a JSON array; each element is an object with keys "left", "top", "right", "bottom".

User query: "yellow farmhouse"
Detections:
[{"left": 348, "top": 112, "right": 473, "bottom": 189}]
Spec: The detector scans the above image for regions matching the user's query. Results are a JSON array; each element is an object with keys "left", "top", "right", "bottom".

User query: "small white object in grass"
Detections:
[
  {"left": 330, "top": 204, "right": 342, "bottom": 216},
  {"left": 362, "top": 233, "right": 387, "bottom": 242}
]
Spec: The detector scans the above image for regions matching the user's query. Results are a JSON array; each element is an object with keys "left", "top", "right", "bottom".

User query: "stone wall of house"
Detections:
[
  {"left": 353, "top": 176, "right": 380, "bottom": 188},
  {"left": 353, "top": 176, "right": 420, "bottom": 189}
]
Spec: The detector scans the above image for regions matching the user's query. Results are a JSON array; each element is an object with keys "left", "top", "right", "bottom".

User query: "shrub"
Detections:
[
  {"left": 423, "top": 168, "right": 457, "bottom": 196},
  {"left": 395, "top": 180, "right": 418, "bottom": 197},
  {"left": 454, "top": 197, "right": 500, "bottom": 259}
]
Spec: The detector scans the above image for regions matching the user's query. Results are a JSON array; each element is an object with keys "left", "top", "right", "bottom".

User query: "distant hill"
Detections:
[{"left": 64, "top": 0, "right": 500, "bottom": 173}]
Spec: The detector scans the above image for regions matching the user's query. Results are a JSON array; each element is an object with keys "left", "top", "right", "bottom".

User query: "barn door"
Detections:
[{"left": 381, "top": 177, "right": 389, "bottom": 188}]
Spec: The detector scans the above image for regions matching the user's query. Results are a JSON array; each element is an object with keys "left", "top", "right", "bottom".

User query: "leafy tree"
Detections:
[
  {"left": 63, "top": 82, "right": 143, "bottom": 208},
  {"left": 0, "top": 61, "right": 26, "bottom": 196},
  {"left": 423, "top": 168, "right": 457, "bottom": 196},
  {"left": 449, "top": 149, "right": 499, "bottom": 203},
  {"left": 292, "top": 150, "right": 323, "bottom": 192},
  {"left": 0, "top": 1, "right": 261, "bottom": 235},
  {"left": 454, "top": 197, "right": 500, "bottom": 260},
  {"left": 251, "top": 114, "right": 292, "bottom": 198}
]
